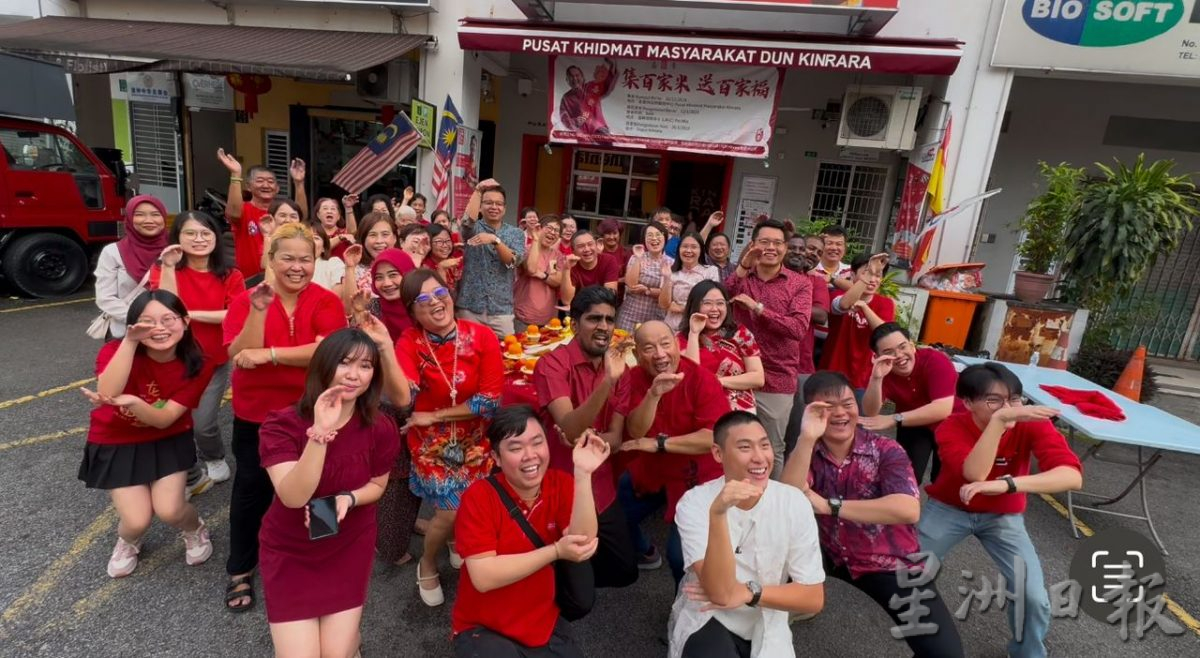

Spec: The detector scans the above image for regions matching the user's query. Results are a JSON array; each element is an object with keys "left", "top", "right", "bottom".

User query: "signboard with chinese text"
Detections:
[
  {"left": 549, "top": 57, "right": 782, "bottom": 158},
  {"left": 126, "top": 72, "right": 175, "bottom": 105}
]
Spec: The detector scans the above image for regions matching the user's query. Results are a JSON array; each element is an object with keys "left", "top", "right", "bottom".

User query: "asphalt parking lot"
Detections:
[{"left": 1, "top": 288, "right": 1198, "bottom": 657}]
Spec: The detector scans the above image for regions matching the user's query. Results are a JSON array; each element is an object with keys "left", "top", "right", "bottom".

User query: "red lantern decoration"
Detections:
[{"left": 225, "top": 74, "right": 273, "bottom": 119}]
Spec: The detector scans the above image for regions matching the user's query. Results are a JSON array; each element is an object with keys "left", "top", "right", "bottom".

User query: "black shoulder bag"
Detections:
[{"left": 486, "top": 476, "right": 595, "bottom": 621}]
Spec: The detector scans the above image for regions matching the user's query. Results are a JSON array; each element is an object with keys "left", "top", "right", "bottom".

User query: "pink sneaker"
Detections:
[
  {"left": 107, "top": 537, "right": 141, "bottom": 578},
  {"left": 182, "top": 519, "right": 212, "bottom": 566}
]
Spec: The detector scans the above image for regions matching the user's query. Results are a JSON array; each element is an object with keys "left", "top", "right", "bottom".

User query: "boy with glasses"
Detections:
[{"left": 920, "top": 362, "right": 1082, "bottom": 658}]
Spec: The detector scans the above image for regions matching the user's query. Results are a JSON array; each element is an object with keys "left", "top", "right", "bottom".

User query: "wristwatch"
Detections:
[
  {"left": 745, "top": 580, "right": 763, "bottom": 608},
  {"left": 893, "top": 413, "right": 904, "bottom": 427},
  {"left": 754, "top": 302, "right": 764, "bottom": 315},
  {"left": 1001, "top": 475, "right": 1018, "bottom": 494},
  {"left": 829, "top": 496, "right": 843, "bottom": 519},
  {"left": 656, "top": 433, "right": 669, "bottom": 453}
]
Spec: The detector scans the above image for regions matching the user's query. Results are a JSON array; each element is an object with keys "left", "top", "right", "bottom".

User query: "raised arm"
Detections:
[{"left": 218, "top": 148, "right": 244, "bottom": 223}]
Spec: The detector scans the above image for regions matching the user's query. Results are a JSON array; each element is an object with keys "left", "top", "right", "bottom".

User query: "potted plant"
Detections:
[{"left": 1012, "top": 162, "right": 1085, "bottom": 303}]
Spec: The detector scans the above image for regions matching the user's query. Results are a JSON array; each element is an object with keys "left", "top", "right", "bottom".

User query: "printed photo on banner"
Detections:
[
  {"left": 410, "top": 98, "right": 436, "bottom": 150},
  {"left": 452, "top": 124, "right": 481, "bottom": 216},
  {"left": 548, "top": 56, "right": 783, "bottom": 158}
]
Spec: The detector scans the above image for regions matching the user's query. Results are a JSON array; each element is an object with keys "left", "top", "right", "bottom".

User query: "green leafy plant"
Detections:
[
  {"left": 1068, "top": 343, "right": 1158, "bottom": 403},
  {"left": 1014, "top": 162, "right": 1085, "bottom": 275},
  {"left": 1060, "top": 155, "right": 1199, "bottom": 310}
]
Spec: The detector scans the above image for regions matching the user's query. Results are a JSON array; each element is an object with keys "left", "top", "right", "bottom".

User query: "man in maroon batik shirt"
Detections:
[
  {"left": 782, "top": 371, "right": 963, "bottom": 657},
  {"left": 725, "top": 218, "right": 812, "bottom": 479},
  {"left": 533, "top": 286, "right": 638, "bottom": 588}
]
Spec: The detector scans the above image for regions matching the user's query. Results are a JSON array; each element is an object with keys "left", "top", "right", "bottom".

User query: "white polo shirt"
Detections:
[{"left": 669, "top": 478, "right": 825, "bottom": 658}]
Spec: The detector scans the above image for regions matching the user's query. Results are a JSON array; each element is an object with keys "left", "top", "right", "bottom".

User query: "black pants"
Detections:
[
  {"left": 226, "top": 418, "right": 274, "bottom": 575},
  {"left": 591, "top": 501, "right": 639, "bottom": 589},
  {"left": 896, "top": 425, "right": 940, "bottom": 485},
  {"left": 454, "top": 619, "right": 583, "bottom": 658},
  {"left": 826, "top": 559, "right": 964, "bottom": 658},
  {"left": 681, "top": 618, "right": 751, "bottom": 658}
]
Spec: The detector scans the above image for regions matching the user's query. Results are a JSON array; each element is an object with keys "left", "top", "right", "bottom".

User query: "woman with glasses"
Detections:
[
  {"left": 221, "top": 222, "right": 348, "bottom": 613},
  {"left": 78, "top": 289, "right": 214, "bottom": 578},
  {"left": 423, "top": 224, "right": 464, "bottom": 292},
  {"left": 394, "top": 269, "right": 503, "bottom": 607},
  {"left": 679, "top": 281, "right": 764, "bottom": 413},
  {"left": 514, "top": 215, "right": 568, "bottom": 329},
  {"left": 151, "top": 211, "right": 245, "bottom": 489},
  {"left": 617, "top": 220, "right": 672, "bottom": 331},
  {"left": 659, "top": 230, "right": 718, "bottom": 333}
]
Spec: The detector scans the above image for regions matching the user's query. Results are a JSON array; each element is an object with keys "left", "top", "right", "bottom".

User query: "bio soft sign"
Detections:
[{"left": 1023, "top": 0, "right": 1185, "bottom": 46}]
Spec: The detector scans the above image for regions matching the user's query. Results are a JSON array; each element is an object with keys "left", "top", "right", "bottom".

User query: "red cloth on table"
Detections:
[{"left": 1039, "top": 384, "right": 1126, "bottom": 421}]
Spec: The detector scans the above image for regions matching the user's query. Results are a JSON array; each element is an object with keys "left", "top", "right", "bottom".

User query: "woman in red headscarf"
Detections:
[{"left": 94, "top": 195, "right": 169, "bottom": 339}]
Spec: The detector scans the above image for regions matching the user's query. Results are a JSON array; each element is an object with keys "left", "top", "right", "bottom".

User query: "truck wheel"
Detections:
[{"left": 1, "top": 233, "right": 89, "bottom": 298}]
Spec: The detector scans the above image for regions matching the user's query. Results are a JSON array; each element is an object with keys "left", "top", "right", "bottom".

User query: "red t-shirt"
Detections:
[
  {"left": 800, "top": 273, "right": 830, "bottom": 374},
  {"left": 87, "top": 341, "right": 209, "bottom": 445},
  {"left": 821, "top": 294, "right": 896, "bottom": 389},
  {"left": 229, "top": 202, "right": 269, "bottom": 278},
  {"left": 881, "top": 348, "right": 966, "bottom": 425},
  {"left": 612, "top": 358, "right": 725, "bottom": 522},
  {"left": 222, "top": 284, "right": 347, "bottom": 423},
  {"left": 925, "top": 412, "right": 1082, "bottom": 515},
  {"left": 569, "top": 252, "right": 621, "bottom": 290},
  {"left": 149, "top": 265, "right": 246, "bottom": 365},
  {"left": 452, "top": 470, "right": 574, "bottom": 647},
  {"left": 533, "top": 340, "right": 617, "bottom": 511}
]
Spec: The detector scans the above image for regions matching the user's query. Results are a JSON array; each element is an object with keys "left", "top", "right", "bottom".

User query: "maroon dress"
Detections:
[{"left": 258, "top": 407, "right": 400, "bottom": 623}]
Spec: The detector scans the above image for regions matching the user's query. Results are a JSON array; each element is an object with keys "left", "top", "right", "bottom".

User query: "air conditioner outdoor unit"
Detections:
[
  {"left": 355, "top": 60, "right": 416, "bottom": 105},
  {"left": 836, "top": 85, "right": 922, "bottom": 150}
]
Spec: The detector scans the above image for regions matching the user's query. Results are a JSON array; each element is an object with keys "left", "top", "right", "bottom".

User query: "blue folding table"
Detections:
[{"left": 952, "top": 356, "right": 1200, "bottom": 555}]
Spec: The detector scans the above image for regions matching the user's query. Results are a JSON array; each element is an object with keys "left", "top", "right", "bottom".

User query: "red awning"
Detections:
[{"left": 458, "top": 18, "right": 961, "bottom": 75}]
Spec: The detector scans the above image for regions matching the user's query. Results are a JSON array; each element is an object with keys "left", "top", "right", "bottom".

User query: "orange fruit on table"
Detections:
[
  {"left": 506, "top": 342, "right": 523, "bottom": 356},
  {"left": 522, "top": 358, "right": 538, "bottom": 371},
  {"left": 526, "top": 324, "right": 539, "bottom": 334},
  {"left": 504, "top": 334, "right": 518, "bottom": 344},
  {"left": 548, "top": 318, "right": 562, "bottom": 330}
]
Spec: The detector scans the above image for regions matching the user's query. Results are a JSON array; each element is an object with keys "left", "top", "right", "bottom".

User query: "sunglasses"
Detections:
[{"left": 414, "top": 287, "right": 451, "bottom": 307}]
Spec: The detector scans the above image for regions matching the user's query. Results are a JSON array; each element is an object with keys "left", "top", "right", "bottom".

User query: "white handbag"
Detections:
[{"left": 86, "top": 268, "right": 153, "bottom": 340}]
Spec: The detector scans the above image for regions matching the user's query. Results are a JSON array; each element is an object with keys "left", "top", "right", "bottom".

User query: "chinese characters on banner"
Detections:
[
  {"left": 549, "top": 57, "right": 783, "bottom": 158},
  {"left": 452, "top": 124, "right": 481, "bottom": 219}
]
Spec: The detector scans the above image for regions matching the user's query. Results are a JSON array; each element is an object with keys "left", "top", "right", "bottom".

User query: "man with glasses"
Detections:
[
  {"left": 860, "top": 323, "right": 965, "bottom": 484},
  {"left": 725, "top": 218, "right": 813, "bottom": 479},
  {"left": 921, "top": 362, "right": 1082, "bottom": 658},
  {"left": 459, "top": 179, "right": 527, "bottom": 339},
  {"left": 515, "top": 215, "right": 568, "bottom": 329},
  {"left": 781, "top": 371, "right": 964, "bottom": 656},
  {"left": 533, "top": 286, "right": 639, "bottom": 588}
]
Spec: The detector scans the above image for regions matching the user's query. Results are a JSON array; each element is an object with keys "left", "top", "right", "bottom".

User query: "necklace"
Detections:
[{"left": 421, "top": 321, "right": 460, "bottom": 403}]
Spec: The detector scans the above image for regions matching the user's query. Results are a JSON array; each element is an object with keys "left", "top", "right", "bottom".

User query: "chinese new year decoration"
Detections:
[{"left": 226, "top": 74, "right": 272, "bottom": 120}]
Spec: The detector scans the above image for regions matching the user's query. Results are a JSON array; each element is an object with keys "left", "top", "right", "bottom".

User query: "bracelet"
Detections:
[
  {"left": 305, "top": 426, "right": 337, "bottom": 444},
  {"left": 230, "top": 176, "right": 243, "bottom": 183},
  {"left": 339, "top": 490, "right": 357, "bottom": 510},
  {"left": 270, "top": 347, "right": 279, "bottom": 366}
]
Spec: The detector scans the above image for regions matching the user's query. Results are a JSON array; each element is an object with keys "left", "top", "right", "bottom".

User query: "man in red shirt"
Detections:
[
  {"left": 453, "top": 405, "right": 610, "bottom": 657},
  {"left": 861, "top": 323, "right": 966, "bottom": 484},
  {"left": 612, "top": 320, "right": 726, "bottom": 583},
  {"left": 725, "top": 219, "right": 812, "bottom": 479},
  {"left": 819, "top": 251, "right": 894, "bottom": 394},
  {"left": 217, "top": 148, "right": 307, "bottom": 280},
  {"left": 533, "top": 286, "right": 639, "bottom": 588},
  {"left": 561, "top": 231, "right": 620, "bottom": 305},
  {"left": 921, "top": 363, "right": 1082, "bottom": 658}
]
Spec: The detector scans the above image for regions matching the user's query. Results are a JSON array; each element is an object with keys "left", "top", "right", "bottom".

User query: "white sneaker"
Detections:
[
  {"left": 182, "top": 519, "right": 213, "bottom": 566},
  {"left": 206, "top": 459, "right": 231, "bottom": 483},
  {"left": 186, "top": 472, "right": 214, "bottom": 501},
  {"left": 107, "top": 537, "right": 141, "bottom": 578}
]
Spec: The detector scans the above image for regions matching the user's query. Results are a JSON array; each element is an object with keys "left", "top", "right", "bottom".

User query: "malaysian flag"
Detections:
[
  {"left": 431, "top": 95, "right": 462, "bottom": 212},
  {"left": 332, "top": 113, "right": 422, "bottom": 195}
]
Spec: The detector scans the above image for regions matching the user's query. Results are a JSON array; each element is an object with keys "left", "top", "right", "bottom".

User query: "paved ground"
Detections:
[{"left": 1, "top": 286, "right": 1198, "bottom": 657}]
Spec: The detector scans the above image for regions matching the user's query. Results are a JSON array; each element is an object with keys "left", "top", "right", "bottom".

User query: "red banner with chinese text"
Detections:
[{"left": 548, "top": 57, "right": 782, "bottom": 158}]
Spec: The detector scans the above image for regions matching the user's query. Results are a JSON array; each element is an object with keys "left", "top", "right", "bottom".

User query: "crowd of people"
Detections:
[{"left": 81, "top": 151, "right": 1084, "bottom": 658}]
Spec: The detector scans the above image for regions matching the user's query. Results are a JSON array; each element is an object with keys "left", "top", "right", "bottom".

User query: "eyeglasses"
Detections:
[
  {"left": 432, "top": 238, "right": 453, "bottom": 247},
  {"left": 414, "top": 287, "right": 451, "bottom": 306},
  {"left": 136, "top": 314, "right": 182, "bottom": 328},
  {"left": 755, "top": 239, "right": 785, "bottom": 247},
  {"left": 983, "top": 395, "right": 1024, "bottom": 410},
  {"left": 481, "top": 200, "right": 505, "bottom": 207},
  {"left": 878, "top": 342, "right": 913, "bottom": 358},
  {"left": 180, "top": 229, "right": 216, "bottom": 241}
]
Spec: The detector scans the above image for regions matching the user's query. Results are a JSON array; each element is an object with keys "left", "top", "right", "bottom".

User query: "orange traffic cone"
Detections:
[
  {"left": 1046, "top": 330, "right": 1070, "bottom": 370},
  {"left": 1113, "top": 345, "right": 1146, "bottom": 402}
]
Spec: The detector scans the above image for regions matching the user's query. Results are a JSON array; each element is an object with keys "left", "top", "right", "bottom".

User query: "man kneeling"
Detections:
[
  {"left": 669, "top": 411, "right": 825, "bottom": 658},
  {"left": 452, "top": 405, "right": 611, "bottom": 657}
]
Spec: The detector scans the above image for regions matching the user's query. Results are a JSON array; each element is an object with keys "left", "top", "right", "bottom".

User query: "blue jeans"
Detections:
[
  {"left": 617, "top": 472, "right": 684, "bottom": 584},
  {"left": 918, "top": 498, "right": 1051, "bottom": 658}
]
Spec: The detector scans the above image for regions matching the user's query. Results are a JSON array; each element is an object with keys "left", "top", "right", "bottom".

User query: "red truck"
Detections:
[{"left": 0, "top": 116, "right": 124, "bottom": 297}]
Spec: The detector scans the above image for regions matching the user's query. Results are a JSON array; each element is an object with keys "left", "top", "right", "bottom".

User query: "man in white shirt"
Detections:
[{"left": 670, "top": 411, "right": 825, "bottom": 658}]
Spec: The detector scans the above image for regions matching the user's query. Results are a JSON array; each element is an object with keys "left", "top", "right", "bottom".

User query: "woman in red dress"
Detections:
[
  {"left": 258, "top": 327, "right": 405, "bottom": 656},
  {"left": 679, "top": 280, "right": 764, "bottom": 413},
  {"left": 394, "top": 269, "right": 503, "bottom": 607},
  {"left": 423, "top": 224, "right": 464, "bottom": 292},
  {"left": 311, "top": 196, "right": 357, "bottom": 261},
  {"left": 222, "top": 222, "right": 348, "bottom": 612}
]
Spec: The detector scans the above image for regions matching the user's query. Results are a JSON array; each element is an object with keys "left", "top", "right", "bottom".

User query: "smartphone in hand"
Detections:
[{"left": 308, "top": 495, "right": 340, "bottom": 540}]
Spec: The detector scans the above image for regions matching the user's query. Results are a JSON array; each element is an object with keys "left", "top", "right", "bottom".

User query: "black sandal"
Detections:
[{"left": 225, "top": 573, "right": 255, "bottom": 613}]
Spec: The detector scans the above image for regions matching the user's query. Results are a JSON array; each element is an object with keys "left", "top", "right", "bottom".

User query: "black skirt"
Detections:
[{"left": 78, "top": 431, "right": 198, "bottom": 490}]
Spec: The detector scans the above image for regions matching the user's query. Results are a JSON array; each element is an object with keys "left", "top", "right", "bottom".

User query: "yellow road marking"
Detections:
[
  {"left": 0, "top": 427, "right": 87, "bottom": 452},
  {"left": 0, "top": 378, "right": 95, "bottom": 411},
  {"left": 1038, "top": 493, "right": 1200, "bottom": 636},
  {"left": 0, "top": 507, "right": 118, "bottom": 634},
  {"left": 0, "top": 297, "right": 93, "bottom": 314}
]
